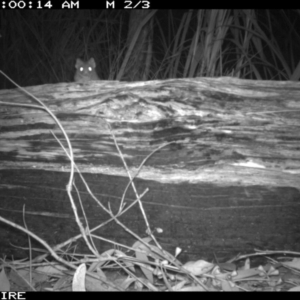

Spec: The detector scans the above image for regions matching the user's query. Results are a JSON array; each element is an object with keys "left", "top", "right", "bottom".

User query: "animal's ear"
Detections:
[
  {"left": 89, "top": 58, "right": 96, "bottom": 68},
  {"left": 75, "top": 58, "right": 83, "bottom": 68}
]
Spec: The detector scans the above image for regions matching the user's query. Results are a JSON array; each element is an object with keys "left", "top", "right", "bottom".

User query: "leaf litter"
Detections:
[{"left": 2, "top": 248, "right": 300, "bottom": 291}]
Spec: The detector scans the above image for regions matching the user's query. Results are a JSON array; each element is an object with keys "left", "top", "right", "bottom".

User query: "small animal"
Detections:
[{"left": 74, "top": 57, "right": 100, "bottom": 82}]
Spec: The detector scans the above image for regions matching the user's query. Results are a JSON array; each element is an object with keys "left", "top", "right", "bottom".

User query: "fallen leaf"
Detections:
[
  {"left": 282, "top": 258, "right": 300, "bottom": 270},
  {"left": 72, "top": 263, "right": 86, "bottom": 291},
  {"left": 0, "top": 268, "right": 10, "bottom": 291},
  {"left": 288, "top": 286, "right": 300, "bottom": 291},
  {"left": 183, "top": 260, "right": 214, "bottom": 276},
  {"left": 36, "top": 264, "right": 67, "bottom": 276},
  {"left": 179, "top": 285, "right": 206, "bottom": 291}
]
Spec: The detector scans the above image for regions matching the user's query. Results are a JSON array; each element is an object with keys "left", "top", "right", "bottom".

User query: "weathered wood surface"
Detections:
[
  {"left": 1, "top": 77, "right": 300, "bottom": 187},
  {"left": 0, "top": 77, "right": 300, "bottom": 261}
]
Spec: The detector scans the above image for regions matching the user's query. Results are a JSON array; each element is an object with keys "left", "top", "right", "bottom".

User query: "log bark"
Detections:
[{"left": 1, "top": 77, "right": 300, "bottom": 188}]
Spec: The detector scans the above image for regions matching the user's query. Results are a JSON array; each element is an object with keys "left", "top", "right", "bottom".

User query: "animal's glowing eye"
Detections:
[
  {"left": 88, "top": 67, "right": 92, "bottom": 72},
  {"left": 80, "top": 67, "right": 84, "bottom": 72}
]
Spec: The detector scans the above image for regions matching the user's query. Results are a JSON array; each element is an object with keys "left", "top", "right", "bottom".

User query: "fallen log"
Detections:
[{"left": 0, "top": 77, "right": 300, "bottom": 261}]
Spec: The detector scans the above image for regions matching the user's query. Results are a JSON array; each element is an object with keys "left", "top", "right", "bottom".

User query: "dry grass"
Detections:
[{"left": 0, "top": 10, "right": 300, "bottom": 88}]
